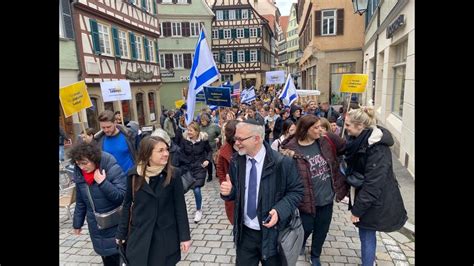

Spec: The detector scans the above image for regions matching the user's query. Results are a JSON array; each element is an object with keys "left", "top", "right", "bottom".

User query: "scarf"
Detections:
[
  {"left": 81, "top": 169, "right": 96, "bottom": 186},
  {"left": 137, "top": 163, "right": 165, "bottom": 184},
  {"left": 344, "top": 127, "right": 372, "bottom": 162}
]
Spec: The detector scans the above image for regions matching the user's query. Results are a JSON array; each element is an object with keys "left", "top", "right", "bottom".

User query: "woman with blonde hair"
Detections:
[{"left": 344, "top": 107, "right": 407, "bottom": 266}]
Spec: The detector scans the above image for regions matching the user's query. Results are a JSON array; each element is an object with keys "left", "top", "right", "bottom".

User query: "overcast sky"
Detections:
[{"left": 275, "top": 0, "right": 296, "bottom": 16}]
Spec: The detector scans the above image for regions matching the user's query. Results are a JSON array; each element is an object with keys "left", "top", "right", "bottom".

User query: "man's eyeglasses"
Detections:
[{"left": 234, "top": 135, "right": 255, "bottom": 143}]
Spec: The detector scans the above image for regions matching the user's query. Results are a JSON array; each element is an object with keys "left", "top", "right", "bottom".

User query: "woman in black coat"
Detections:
[
  {"left": 116, "top": 136, "right": 191, "bottom": 266},
  {"left": 344, "top": 107, "right": 408, "bottom": 266},
  {"left": 69, "top": 143, "right": 127, "bottom": 266},
  {"left": 179, "top": 121, "right": 212, "bottom": 223}
]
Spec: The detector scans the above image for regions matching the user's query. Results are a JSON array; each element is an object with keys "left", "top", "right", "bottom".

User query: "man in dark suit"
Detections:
[{"left": 220, "top": 119, "right": 304, "bottom": 265}]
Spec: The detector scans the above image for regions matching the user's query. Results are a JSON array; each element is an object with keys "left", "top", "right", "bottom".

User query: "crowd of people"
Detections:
[{"left": 61, "top": 84, "right": 408, "bottom": 266}]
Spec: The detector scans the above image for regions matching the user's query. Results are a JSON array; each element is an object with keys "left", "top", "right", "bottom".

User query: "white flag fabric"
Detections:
[
  {"left": 240, "top": 86, "right": 256, "bottom": 104},
  {"left": 185, "top": 27, "right": 220, "bottom": 125},
  {"left": 279, "top": 74, "right": 298, "bottom": 106}
]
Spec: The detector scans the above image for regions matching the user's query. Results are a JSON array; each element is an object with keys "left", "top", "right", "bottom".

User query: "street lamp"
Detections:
[{"left": 352, "top": 0, "right": 369, "bottom": 15}]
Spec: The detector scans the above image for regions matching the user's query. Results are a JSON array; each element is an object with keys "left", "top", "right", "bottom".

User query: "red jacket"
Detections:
[{"left": 216, "top": 143, "right": 235, "bottom": 224}]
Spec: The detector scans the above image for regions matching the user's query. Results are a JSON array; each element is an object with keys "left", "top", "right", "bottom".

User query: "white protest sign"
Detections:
[
  {"left": 265, "top": 70, "right": 285, "bottom": 85},
  {"left": 100, "top": 80, "right": 132, "bottom": 102}
]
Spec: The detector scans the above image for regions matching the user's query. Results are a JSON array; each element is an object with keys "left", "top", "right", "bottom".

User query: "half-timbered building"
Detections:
[
  {"left": 210, "top": 0, "right": 273, "bottom": 90},
  {"left": 72, "top": 0, "right": 162, "bottom": 130}
]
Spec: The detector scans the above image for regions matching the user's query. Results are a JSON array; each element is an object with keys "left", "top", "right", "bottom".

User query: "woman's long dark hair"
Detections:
[
  {"left": 135, "top": 136, "right": 174, "bottom": 188},
  {"left": 294, "top": 114, "right": 320, "bottom": 141}
]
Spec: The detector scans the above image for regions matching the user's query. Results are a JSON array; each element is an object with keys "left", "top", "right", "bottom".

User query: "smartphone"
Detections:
[{"left": 263, "top": 214, "right": 272, "bottom": 224}]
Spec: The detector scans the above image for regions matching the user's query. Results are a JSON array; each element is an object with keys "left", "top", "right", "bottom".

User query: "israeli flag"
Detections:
[
  {"left": 279, "top": 74, "right": 298, "bottom": 107},
  {"left": 240, "top": 86, "right": 256, "bottom": 104},
  {"left": 185, "top": 27, "right": 220, "bottom": 125}
]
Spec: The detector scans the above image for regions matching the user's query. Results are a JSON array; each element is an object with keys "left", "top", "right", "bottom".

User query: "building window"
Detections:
[
  {"left": 135, "top": 35, "right": 143, "bottom": 60},
  {"left": 162, "top": 0, "right": 172, "bottom": 3},
  {"left": 224, "top": 29, "right": 231, "bottom": 39},
  {"left": 190, "top": 22, "right": 200, "bottom": 37},
  {"left": 241, "top": 9, "right": 248, "bottom": 19},
  {"left": 177, "top": 0, "right": 187, "bottom": 3},
  {"left": 237, "top": 50, "right": 245, "bottom": 63},
  {"left": 221, "top": 74, "right": 233, "bottom": 82},
  {"left": 172, "top": 22, "right": 182, "bottom": 36},
  {"left": 216, "top": 10, "right": 223, "bottom": 21},
  {"left": 229, "top": 10, "right": 236, "bottom": 20},
  {"left": 159, "top": 54, "right": 165, "bottom": 68},
  {"left": 118, "top": 30, "right": 129, "bottom": 58},
  {"left": 212, "top": 29, "right": 218, "bottom": 39},
  {"left": 97, "top": 23, "right": 112, "bottom": 55},
  {"left": 250, "top": 49, "right": 257, "bottom": 62},
  {"left": 148, "top": 92, "right": 156, "bottom": 121},
  {"left": 237, "top": 28, "right": 244, "bottom": 38},
  {"left": 322, "top": 10, "right": 336, "bottom": 35},
  {"left": 392, "top": 40, "right": 408, "bottom": 117},
  {"left": 225, "top": 51, "right": 233, "bottom": 63},
  {"left": 147, "top": 39, "right": 154, "bottom": 62},
  {"left": 136, "top": 93, "right": 145, "bottom": 126},
  {"left": 330, "top": 62, "right": 356, "bottom": 104},
  {"left": 213, "top": 52, "right": 219, "bottom": 63},
  {"left": 250, "top": 28, "right": 258, "bottom": 37},
  {"left": 174, "top": 53, "right": 184, "bottom": 69},
  {"left": 122, "top": 100, "right": 132, "bottom": 124}
]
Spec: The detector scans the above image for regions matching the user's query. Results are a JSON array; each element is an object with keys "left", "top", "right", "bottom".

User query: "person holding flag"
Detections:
[{"left": 185, "top": 27, "right": 220, "bottom": 126}]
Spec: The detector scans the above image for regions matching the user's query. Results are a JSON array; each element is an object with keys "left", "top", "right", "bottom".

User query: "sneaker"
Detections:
[{"left": 194, "top": 210, "right": 202, "bottom": 223}]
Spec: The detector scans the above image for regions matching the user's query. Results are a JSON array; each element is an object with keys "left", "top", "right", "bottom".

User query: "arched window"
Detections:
[
  {"left": 148, "top": 92, "right": 156, "bottom": 121},
  {"left": 136, "top": 93, "right": 145, "bottom": 126},
  {"left": 121, "top": 100, "right": 132, "bottom": 125}
]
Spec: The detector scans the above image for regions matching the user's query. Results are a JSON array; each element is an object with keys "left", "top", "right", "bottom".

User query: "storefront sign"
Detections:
[
  {"left": 387, "top": 15, "right": 405, "bottom": 39},
  {"left": 160, "top": 68, "right": 175, "bottom": 78}
]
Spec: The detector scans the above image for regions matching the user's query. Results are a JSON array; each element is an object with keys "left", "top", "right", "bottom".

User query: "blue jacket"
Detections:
[
  {"left": 222, "top": 142, "right": 304, "bottom": 260},
  {"left": 72, "top": 152, "right": 127, "bottom": 256}
]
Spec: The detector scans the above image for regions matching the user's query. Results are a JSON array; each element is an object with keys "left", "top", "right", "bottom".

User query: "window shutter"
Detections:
[
  {"left": 163, "top": 22, "right": 171, "bottom": 37},
  {"left": 236, "top": 9, "right": 241, "bottom": 20},
  {"left": 220, "top": 51, "right": 225, "bottom": 63},
  {"left": 128, "top": 0, "right": 135, "bottom": 4},
  {"left": 337, "top": 9, "right": 344, "bottom": 35},
  {"left": 61, "top": 0, "right": 74, "bottom": 39},
  {"left": 248, "top": 9, "right": 252, "bottom": 19},
  {"left": 165, "top": 54, "right": 173, "bottom": 68},
  {"left": 187, "top": 0, "right": 192, "bottom": 3},
  {"left": 129, "top": 32, "right": 137, "bottom": 59},
  {"left": 182, "top": 22, "right": 190, "bottom": 37},
  {"left": 153, "top": 0, "right": 157, "bottom": 14},
  {"left": 245, "top": 50, "right": 250, "bottom": 62},
  {"left": 142, "top": 0, "right": 147, "bottom": 11},
  {"left": 244, "top": 28, "right": 249, "bottom": 38},
  {"left": 233, "top": 50, "right": 237, "bottom": 63},
  {"left": 257, "top": 50, "right": 261, "bottom": 61},
  {"left": 112, "top": 27, "right": 121, "bottom": 57},
  {"left": 89, "top": 20, "right": 101, "bottom": 54},
  {"left": 144, "top": 37, "right": 150, "bottom": 62},
  {"left": 223, "top": 10, "right": 229, "bottom": 20},
  {"left": 315, "top": 11, "right": 321, "bottom": 36},
  {"left": 184, "top": 53, "right": 192, "bottom": 69},
  {"left": 257, "top": 28, "right": 261, "bottom": 37},
  {"left": 231, "top": 29, "right": 236, "bottom": 39},
  {"left": 219, "top": 29, "right": 224, "bottom": 39}
]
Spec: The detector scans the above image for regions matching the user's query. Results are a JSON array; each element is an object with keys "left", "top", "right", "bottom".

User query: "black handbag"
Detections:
[
  {"left": 346, "top": 171, "right": 365, "bottom": 188},
  {"left": 181, "top": 171, "right": 196, "bottom": 194},
  {"left": 278, "top": 209, "right": 304, "bottom": 266}
]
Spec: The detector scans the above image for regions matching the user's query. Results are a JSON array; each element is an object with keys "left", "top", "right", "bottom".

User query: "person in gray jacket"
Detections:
[{"left": 220, "top": 119, "right": 304, "bottom": 265}]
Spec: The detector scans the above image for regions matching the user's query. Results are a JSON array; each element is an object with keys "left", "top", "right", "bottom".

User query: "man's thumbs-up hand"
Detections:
[{"left": 220, "top": 174, "right": 233, "bottom": 196}]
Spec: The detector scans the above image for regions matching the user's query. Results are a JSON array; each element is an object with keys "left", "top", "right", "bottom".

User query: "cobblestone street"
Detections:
[{"left": 60, "top": 178, "right": 414, "bottom": 265}]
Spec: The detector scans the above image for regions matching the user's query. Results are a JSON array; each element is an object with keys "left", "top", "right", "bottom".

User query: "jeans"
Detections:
[
  {"left": 193, "top": 186, "right": 202, "bottom": 210},
  {"left": 300, "top": 203, "right": 333, "bottom": 265},
  {"left": 59, "top": 145, "right": 65, "bottom": 161},
  {"left": 359, "top": 228, "right": 376, "bottom": 266}
]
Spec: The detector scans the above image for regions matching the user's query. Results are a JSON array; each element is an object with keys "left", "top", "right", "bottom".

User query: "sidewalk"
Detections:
[
  {"left": 391, "top": 151, "right": 415, "bottom": 240},
  {"left": 60, "top": 177, "right": 415, "bottom": 265}
]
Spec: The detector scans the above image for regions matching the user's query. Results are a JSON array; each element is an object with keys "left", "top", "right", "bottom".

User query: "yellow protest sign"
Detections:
[
  {"left": 59, "top": 81, "right": 93, "bottom": 118},
  {"left": 175, "top": 99, "right": 185, "bottom": 109},
  {"left": 339, "top": 74, "right": 368, "bottom": 93}
]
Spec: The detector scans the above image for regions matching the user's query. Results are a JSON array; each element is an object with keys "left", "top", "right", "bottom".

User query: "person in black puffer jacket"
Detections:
[
  {"left": 68, "top": 143, "right": 127, "bottom": 266},
  {"left": 344, "top": 106, "right": 408, "bottom": 266}
]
